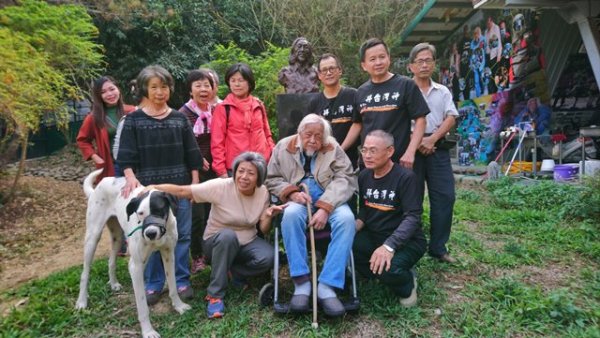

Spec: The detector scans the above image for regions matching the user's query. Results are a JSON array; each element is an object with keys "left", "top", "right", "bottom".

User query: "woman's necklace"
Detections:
[{"left": 144, "top": 106, "right": 170, "bottom": 118}]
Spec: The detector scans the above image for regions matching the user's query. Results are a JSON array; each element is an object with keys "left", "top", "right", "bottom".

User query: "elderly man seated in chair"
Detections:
[{"left": 265, "top": 113, "right": 357, "bottom": 317}]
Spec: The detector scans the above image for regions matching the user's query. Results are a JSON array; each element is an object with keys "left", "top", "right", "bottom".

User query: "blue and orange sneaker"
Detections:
[{"left": 205, "top": 295, "right": 225, "bottom": 319}]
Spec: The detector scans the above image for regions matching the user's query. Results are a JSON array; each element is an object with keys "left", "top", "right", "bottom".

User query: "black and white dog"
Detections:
[{"left": 75, "top": 169, "right": 190, "bottom": 338}]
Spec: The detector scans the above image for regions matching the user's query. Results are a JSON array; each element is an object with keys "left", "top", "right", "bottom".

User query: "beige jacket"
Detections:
[{"left": 265, "top": 134, "right": 357, "bottom": 213}]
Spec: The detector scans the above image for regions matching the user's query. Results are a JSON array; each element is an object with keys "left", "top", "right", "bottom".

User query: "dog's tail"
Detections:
[{"left": 83, "top": 169, "right": 103, "bottom": 199}]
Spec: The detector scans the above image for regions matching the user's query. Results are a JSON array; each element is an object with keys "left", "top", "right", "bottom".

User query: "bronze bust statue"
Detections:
[{"left": 278, "top": 37, "right": 320, "bottom": 94}]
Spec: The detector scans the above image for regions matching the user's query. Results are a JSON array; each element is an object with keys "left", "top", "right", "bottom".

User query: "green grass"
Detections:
[{"left": 2, "top": 180, "right": 599, "bottom": 337}]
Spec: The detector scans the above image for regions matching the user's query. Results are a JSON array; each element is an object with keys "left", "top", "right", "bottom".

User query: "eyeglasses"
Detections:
[
  {"left": 360, "top": 146, "right": 390, "bottom": 156},
  {"left": 412, "top": 58, "right": 435, "bottom": 66},
  {"left": 319, "top": 66, "right": 340, "bottom": 75}
]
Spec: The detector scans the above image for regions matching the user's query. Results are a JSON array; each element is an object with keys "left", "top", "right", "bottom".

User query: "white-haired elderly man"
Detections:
[{"left": 265, "top": 113, "right": 357, "bottom": 317}]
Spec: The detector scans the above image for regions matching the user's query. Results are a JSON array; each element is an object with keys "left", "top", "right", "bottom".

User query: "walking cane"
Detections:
[{"left": 299, "top": 183, "right": 319, "bottom": 329}]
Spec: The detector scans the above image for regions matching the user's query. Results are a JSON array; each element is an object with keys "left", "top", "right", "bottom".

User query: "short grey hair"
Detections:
[
  {"left": 136, "top": 65, "right": 175, "bottom": 99},
  {"left": 232, "top": 152, "right": 268, "bottom": 187},
  {"left": 200, "top": 67, "right": 219, "bottom": 86},
  {"left": 409, "top": 42, "right": 437, "bottom": 64},
  {"left": 297, "top": 113, "right": 333, "bottom": 145},
  {"left": 366, "top": 130, "right": 394, "bottom": 148}
]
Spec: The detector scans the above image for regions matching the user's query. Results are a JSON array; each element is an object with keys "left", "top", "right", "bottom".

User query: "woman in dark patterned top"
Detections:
[
  {"left": 179, "top": 69, "right": 218, "bottom": 274},
  {"left": 118, "top": 65, "right": 202, "bottom": 305}
]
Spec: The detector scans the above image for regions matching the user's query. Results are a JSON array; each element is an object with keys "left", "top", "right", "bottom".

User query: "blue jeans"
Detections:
[
  {"left": 281, "top": 202, "right": 355, "bottom": 289},
  {"left": 144, "top": 198, "right": 192, "bottom": 291}
]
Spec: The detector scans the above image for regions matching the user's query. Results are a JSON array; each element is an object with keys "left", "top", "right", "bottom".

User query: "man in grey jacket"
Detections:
[{"left": 265, "top": 114, "right": 357, "bottom": 317}]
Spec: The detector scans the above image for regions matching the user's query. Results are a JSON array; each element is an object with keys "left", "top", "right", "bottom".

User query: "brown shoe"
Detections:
[{"left": 436, "top": 253, "right": 457, "bottom": 264}]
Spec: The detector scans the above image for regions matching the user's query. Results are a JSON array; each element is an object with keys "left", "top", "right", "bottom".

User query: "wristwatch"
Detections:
[{"left": 383, "top": 244, "right": 395, "bottom": 253}]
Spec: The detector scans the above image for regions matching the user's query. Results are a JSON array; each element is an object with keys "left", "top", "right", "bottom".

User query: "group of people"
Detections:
[{"left": 76, "top": 38, "right": 458, "bottom": 319}]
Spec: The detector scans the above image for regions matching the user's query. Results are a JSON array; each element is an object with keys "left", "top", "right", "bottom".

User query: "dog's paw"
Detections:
[
  {"left": 142, "top": 329, "right": 161, "bottom": 338},
  {"left": 174, "top": 302, "right": 192, "bottom": 314},
  {"left": 110, "top": 282, "right": 123, "bottom": 291},
  {"left": 75, "top": 301, "right": 87, "bottom": 310}
]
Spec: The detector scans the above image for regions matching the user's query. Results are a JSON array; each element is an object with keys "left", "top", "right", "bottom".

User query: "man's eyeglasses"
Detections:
[
  {"left": 360, "top": 146, "right": 390, "bottom": 156},
  {"left": 412, "top": 58, "right": 435, "bottom": 66},
  {"left": 319, "top": 66, "right": 340, "bottom": 75}
]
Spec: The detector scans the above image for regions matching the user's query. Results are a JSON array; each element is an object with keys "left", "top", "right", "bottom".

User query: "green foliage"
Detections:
[
  {"left": 207, "top": 0, "right": 287, "bottom": 54},
  {"left": 0, "top": 0, "right": 103, "bottom": 134},
  {"left": 472, "top": 278, "right": 593, "bottom": 329},
  {"left": 485, "top": 176, "right": 600, "bottom": 224},
  {"left": 0, "top": 29, "right": 68, "bottom": 135},
  {"left": 0, "top": 0, "right": 104, "bottom": 96},
  {"left": 203, "top": 42, "right": 288, "bottom": 138},
  {"left": 561, "top": 174, "right": 600, "bottom": 221},
  {"left": 455, "top": 188, "right": 483, "bottom": 203},
  {"left": 93, "top": 0, "right": 217, "bottom": 106},
  {"left": 0, "top": 0, "right": 103, "bottom": 201}
]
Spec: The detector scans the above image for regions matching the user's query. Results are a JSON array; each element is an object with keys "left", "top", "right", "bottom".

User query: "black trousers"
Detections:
[
  {"left": 353, "top": 230, "right": 426, "bottom": 297},
  {"left": 414, "top": 149, "right": 456, "bottom": 257}
]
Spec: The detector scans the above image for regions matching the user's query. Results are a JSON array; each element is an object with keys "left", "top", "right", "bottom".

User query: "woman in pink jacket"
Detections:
[{"left": 211, "top": 63, "right": 275, "bottom": 177}]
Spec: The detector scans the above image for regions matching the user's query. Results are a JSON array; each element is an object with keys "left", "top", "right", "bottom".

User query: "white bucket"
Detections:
[
  {"left": 579, "top": 160, "right": 600, "bottom": 176},
  {"left": 540, "top": 159, "right": 555, "bottom": 172}
]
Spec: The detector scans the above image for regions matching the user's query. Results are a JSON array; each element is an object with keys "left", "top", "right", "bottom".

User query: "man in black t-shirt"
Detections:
[
  {"left": 344, "top": 38, "right": 429, "bottom": 170},
  {"left": 308, "top": 53, "right": 359, "bottom": 168},
  {"left": 353, "top": 130, "right": 426, "bottom": 307}
]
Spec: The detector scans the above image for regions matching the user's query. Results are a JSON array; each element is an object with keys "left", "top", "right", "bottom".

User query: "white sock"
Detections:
[
  {"left": 317, "top": 282, "right": 336, "bottom": 299},
  {"left": 293, "top": 280, "right": 311, "bottom": 296}
]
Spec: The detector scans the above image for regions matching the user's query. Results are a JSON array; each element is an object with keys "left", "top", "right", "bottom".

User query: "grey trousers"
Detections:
[{"left": 203, "top": 228, "right": 273, "bottom": 298}]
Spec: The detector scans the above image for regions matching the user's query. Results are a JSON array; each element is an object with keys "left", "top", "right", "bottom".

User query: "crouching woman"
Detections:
[{"left": 143, "top": 152, "right": 285, "bottom": 319}]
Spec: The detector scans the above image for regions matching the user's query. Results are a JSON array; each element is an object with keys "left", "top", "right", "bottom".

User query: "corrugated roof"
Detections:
[{"left": 398, "top": 0, "right": 476, "bottom": 55}]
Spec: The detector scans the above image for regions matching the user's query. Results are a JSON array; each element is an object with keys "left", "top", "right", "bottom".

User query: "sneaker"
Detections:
[
  {"left": 146, "top": 289, "right": 161, "bottom": 306},
  {"left": 205, "top": 295, "right": 225, "bottom": 318},
  {"left": 177, "top": 285, "right": 194, "bottom": 301},
  {"left": 400, "top": 269, "right": 418, "bottom": 308},
  {"left": 191, "top": 256, "right": 207, "bottom": 274}
]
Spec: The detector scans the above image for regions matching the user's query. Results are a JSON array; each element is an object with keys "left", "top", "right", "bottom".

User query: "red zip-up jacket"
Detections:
[{"left": 210, "top": 93, "right": 275, "bottom": 176}]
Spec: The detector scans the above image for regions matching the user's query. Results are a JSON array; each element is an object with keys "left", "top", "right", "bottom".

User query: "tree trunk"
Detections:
[{"left": 4, "top": 132, "right": 28, "bottom": 204}]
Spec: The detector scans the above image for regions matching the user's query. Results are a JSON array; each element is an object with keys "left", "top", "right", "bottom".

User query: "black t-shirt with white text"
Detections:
[
  {"left": 354, "top": 74, "right": 429, "bottom": 162},
  {"left": 358, "top": 163, "right": 426, "bottom": 250},
  {"left": 309, "top": 86, "right": 359, "bottom": 167}
]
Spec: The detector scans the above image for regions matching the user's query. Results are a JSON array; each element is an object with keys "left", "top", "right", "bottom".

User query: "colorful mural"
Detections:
[
  {"left": 443, "top": 9, "right": 544, "bottom": 103},
  {"left": 441, "top": 9, "right": 555, "bottom": 165}
]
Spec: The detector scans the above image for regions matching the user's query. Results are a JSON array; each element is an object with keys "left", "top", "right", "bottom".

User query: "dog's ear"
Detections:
[
  {"left": 126, "top": 197, "right": 141, "bottom": 222},
  {"left": 163, "top": 192, "right": 178, "bottom": 216}
]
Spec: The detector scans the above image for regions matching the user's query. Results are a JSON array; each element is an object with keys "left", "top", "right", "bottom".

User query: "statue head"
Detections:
[{"left": 289, "top": 37, "right": 314, "bottom": 67}]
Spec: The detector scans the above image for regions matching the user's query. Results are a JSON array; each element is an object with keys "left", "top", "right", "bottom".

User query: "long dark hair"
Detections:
[{"left": 91, "top": 76, "right": 125, "bottom": 129}]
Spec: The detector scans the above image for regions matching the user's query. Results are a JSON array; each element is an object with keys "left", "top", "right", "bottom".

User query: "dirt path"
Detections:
[{"left": 0, "top": 175, "right": 112, "bottom": 292}]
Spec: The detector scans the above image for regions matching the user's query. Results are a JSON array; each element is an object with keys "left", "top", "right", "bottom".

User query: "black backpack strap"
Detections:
[{"left": 225, "top": 104, "right": 230, "bottom": 128}]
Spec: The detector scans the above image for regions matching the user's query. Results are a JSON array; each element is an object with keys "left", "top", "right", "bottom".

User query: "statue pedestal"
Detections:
[{"left": 276, "top": 93, "right": 319, "bottom": 140}]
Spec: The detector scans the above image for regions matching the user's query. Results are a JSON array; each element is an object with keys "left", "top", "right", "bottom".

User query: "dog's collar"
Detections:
[{"left": 128, "top": 225, "right": 144, "bottom": 237}]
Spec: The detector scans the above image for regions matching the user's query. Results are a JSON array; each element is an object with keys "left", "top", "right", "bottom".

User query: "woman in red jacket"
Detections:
[
  {"left": 211, "top": 63, "right": 275, "bottom": 177},
  {"left": 77, "top": 76, "right": 135, "bottom": 181}
]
